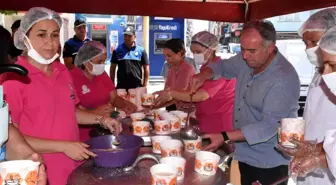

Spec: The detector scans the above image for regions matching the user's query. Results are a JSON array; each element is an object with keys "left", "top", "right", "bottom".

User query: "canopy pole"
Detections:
[
  {"left": 243, "top": 0, "right": 249, "bottom": 21},
  {"left": 142, "top": 16, "right": 150, "bottom": 52}
]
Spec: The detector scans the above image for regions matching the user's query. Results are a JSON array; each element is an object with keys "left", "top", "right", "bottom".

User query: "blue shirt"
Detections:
[
  {"left": 208, "top": 49, "right": 300, "bottom": 168},
  {"left": 111, "top": 43, "right": 149, "bottom": 89},
  {"left": 63, "top": 36, "right": 90, "bottom": 63}
]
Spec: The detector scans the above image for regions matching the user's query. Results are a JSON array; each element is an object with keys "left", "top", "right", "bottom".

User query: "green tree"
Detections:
[{"left": 0, "top": 10, "right": 17, "bottom": 15}]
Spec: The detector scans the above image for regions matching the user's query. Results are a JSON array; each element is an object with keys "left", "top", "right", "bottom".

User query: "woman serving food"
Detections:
[
  {"left": 154, "top": 31, "right": 235, "bottom": 134},
  {"left": 70, "top": 40, "right": 137, "bottom": 141}
]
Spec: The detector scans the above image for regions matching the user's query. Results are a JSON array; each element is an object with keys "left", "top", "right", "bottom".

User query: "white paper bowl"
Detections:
[
  {"left": 154, "top": 120, "right": 171, "bottom": 135},
  {"left": 160, "top": 156, "right": 186, "bottom": 181},
  {"left": 151, "top": 136, "right": 173, "bottom": 154},
  {"left": 150, "top": 164, "right": 178, "bottom": 185},
  {"left": 280, "top": 118, "right": 305, "bottom": 148},
  {"left": 0, "top": 160, "right": 40, "bottom": 185},
  {"left": 141, "top": 93, "right": 155, "bottom": 106},
  {"left": 167, "top": 116, "right": 181, "bottom": 132},
  {"left": 195, "top": 151, "right": 220, "bottom": 176},
  {"left": 133, "top": 121, "right": 150, "bottom": 136},
  {"left": 160, "top": 139, "right": 183, "bottom": 157},
  {"left": 183, "top": 136, "right": 202, "bottom": 153},
  {"left": 130, "top": 112, "right": 146, "bottom": 122}
]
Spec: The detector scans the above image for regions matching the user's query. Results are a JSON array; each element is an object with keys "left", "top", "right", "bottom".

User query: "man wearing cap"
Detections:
[
  {"left": 110, "top": 26, "right": 149, "bottom": 89},
  {"left": 8, "top": 20, "right": 23, "bottom": 63},
  {"left": 63, "top": 18, "right": 90, "bottom": 70}
]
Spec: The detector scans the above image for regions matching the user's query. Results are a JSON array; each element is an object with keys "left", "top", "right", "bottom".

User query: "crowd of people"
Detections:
[{"left": 1, "top": 5, "right": 336, "bottom": 185}]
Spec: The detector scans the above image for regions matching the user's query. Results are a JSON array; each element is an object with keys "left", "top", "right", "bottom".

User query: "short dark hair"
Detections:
[
  {"left": 0, "top": 26, "right": 12, "bottom": 64},
  {"left": 163, "top": 38, "right": 185, "bottom": 54},
  {"left": 243, "top": 20, "right": 277, "bottom": 45},
  {"left": 11, "top": 20, "right": 21, "bottom": 30}
]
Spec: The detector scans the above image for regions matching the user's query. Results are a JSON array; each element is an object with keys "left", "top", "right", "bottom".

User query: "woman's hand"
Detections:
[
  {"left": 121, "top": 101, "right": 138, "bottom": 115},
  {"left": 153, "top": 90, "right": 173, "bottom": 107},
  {"left": 91, "top": 104, "right": 114, "bottom": 116},
  {"left": 100, "top": 116, "right": 123, "bottom": 135},
  {"left": 62, "top": 142, "right": 97, "bottom": 161},
  {"left": 27, "top": 153, "right": 47, "bottom": 185}
]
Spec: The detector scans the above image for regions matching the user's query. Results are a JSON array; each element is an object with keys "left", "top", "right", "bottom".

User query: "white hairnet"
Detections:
[
  {"left": 74, "top": 41, "right": 107, "bottom": 66},
  {"left": 298, "top": 8, "right": 336, "bottom": 36},
  {"left": 191, "top": 31, "right": 219, "bottom": 50},
  {"left": 14, "top": 7, "right": 62, "bottom": 50},
  {"left": 319, "top": 26, "right": 336, "bottom": 55}
]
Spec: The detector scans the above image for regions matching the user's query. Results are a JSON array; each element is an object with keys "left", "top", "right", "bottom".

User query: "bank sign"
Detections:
[{"left": 150, "top": 24, "right": 178, "bottom": 31}]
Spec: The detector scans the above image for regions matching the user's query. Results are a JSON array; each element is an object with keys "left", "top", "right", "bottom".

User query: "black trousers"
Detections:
[
  {"left": 116, "top": 83, "right": 142, "bottom": 91},
  {"left": 239, "top": 162, "right": 288, "bottom": 185}
]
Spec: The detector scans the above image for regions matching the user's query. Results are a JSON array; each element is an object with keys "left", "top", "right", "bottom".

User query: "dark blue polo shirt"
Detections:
[
  {"left": 111, "top": 43, "right": 149, "bottom": 89},
  {"left": 63, "top": 35, "right": 90, "bottom": 64}
]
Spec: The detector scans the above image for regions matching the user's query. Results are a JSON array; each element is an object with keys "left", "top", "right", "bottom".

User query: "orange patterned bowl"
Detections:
[
  {"left": 170, "top": 111, "right": 187, "bottom": 128},
  {"left": 154, "top": 120, "right": 171, "bottom": 135},
  {"left": 0, "top": 160, "right": 40, "bottom": 185},
  {"left": 183, "top": 136, "right": 202, "bottom": 153},
  {"left": 133, "top": 121, "right": 150, "bottom": 136},
  {"left": 151, "top": 136, "right": 172, "bottom": 154},
  {"left": 166, "top": 116, "right": 181, "bottom": 132},
  {"left": 150, "top": 164, "right": 178, "bottom": 185},
  {"left": 160, "top": 140, "right": 183, "bottom": 157},
  {"left": 141, "top": 93, "right": 155, "bottom": 106},
  {"left": 160, "top": 157, "right": 186, "bottom": 181},
  {"left": 195, "top": 151, "right": 220, "bottom": 176},
  {"left": 130, "top": 113, "right": 146, "bottom": 122},
  {"left": 280, "top": 118, "right": 305, "bottom": 148}
]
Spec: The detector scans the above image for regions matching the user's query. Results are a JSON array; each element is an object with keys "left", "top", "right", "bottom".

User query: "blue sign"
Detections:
[
  {"left": 77, "top": 14, "right": 126, "bottom": 64},
  {"left": 149, "top": 17, "right": 185, "bottom": 76},
  {"left": 136, "top": 16, "right": 144, "bottom": 46}
]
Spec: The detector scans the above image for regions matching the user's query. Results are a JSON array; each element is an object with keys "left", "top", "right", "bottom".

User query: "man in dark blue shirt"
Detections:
[
  {"left": 63, "top": 18, "right": 90, "bottom": 70},
  {"left": 110, "top": 26, "right": 149, "bottom": 89}
]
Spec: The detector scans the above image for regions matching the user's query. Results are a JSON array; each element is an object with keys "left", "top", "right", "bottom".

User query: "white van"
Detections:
[{"left": 276, "top": 39, "right": 315, "bottom": 116}]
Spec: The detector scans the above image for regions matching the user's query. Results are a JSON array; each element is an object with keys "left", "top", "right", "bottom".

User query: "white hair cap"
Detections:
[
  {"left": 14, "top": 7, "right": 62, "bottom": 50},
  {"left": 319, "top": 26, "right": 336, "bottom": 55},
  {"left": 191, "top": 31, "right": 219, "bottom": 50},
  {"left": 298, "top": 8, "right": 336, "bottom": 37},
  {"left": 74, "top": 41, "right": 107, "bottom": 66}
]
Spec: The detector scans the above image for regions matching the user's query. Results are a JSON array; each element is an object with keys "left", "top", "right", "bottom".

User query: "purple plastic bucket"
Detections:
[{"left": 88, "top": 134, "right": 143, "bottom": 168}]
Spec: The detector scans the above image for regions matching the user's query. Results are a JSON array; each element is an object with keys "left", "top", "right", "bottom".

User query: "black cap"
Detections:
[
  {"left": 74, "top": 19, "right": 86, "bottom": 28},
  {"left": 123, "top": 26, "right": 135, "bottom": 36},
  {"left": 11, "top": 20, "right": 21, "bottom": 30}
]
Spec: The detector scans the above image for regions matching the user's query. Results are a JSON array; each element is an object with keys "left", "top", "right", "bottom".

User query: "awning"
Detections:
[{"left": 1, "top": 0, "right": 336, "bottom": 22}]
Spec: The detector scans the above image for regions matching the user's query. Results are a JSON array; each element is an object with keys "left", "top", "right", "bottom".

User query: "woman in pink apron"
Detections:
[
  {"left": 70, "top": 41, "right": 137, "bottom": 141},
  {"left": 2, "top": 7, "right": 122, "bottom": 185},
  {"left": 154, "top": 31, "right": 236, "bottom": 134}
]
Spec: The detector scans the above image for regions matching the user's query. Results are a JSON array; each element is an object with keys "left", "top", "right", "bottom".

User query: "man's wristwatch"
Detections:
[{"left": 221, "top": 132, "right": 230, "bottom": 143}]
